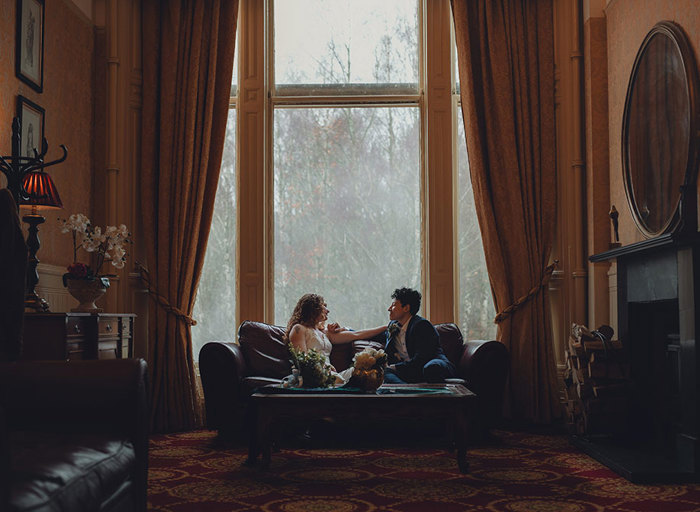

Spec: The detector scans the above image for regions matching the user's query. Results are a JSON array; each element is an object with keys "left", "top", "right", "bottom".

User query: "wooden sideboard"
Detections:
[{"left": 21, "top": 313, "right": 135, "bottom": 361}]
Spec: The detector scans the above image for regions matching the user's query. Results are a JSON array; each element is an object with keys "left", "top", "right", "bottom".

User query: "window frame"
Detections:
[{"left": 234, "top": 0, "right": 459, "bottom": 327}]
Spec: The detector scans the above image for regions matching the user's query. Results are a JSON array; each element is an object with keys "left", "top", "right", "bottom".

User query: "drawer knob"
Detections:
[
  {"left": 106, "top": 324, "right": 113, "bottom": 332},
  {"left": 74, "top": 325, "right": 81, "bottom": 334}
]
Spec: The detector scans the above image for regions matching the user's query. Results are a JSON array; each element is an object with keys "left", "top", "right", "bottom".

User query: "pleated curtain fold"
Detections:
[
  {"left": 141, "top": 0, "right": 238, "bottom": 432},
  {"left": 451, "top": 0, "right": 560, "bottom": 423}
]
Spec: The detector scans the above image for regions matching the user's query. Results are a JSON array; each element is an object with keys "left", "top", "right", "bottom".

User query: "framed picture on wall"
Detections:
[
  {"left": 16, "top": 0, "right": 45, "bottom": 93},
  {"left": 17, "top": 96, "right": 45, "bottom": 158}
]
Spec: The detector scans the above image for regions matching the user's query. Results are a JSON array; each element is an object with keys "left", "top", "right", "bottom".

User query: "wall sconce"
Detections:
[{"left": 21, "top": 171, "right": 63, "bottom": 311}]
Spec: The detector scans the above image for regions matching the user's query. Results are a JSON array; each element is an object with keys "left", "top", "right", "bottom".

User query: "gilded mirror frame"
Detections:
[{"left": 622, "top": 21, "right": 700, "bottom": 238}]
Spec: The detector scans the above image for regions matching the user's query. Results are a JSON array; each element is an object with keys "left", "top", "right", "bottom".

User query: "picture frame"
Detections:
[
  {"left": 17, "top": 95, "right": 45, "bottom": 159},
  {"left": 16, "top": 0, "right": 45, "bottom": 93}
]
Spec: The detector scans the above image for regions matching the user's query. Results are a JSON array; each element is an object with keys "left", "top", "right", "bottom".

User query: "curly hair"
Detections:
[
  {"left": 286, "top": 293, "right": 326, "bottom": 341},
  {"left": 391, "top": 287, "right": 421, "bottom": 316}
]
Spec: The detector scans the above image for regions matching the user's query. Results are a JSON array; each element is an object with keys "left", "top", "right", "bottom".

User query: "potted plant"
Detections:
[{"left": 59, "top": 213, "right": 131, "bottom": 312}]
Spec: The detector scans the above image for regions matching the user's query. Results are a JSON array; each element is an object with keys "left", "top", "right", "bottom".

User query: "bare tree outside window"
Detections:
[
  {"left": 274, "top": 106, "right": 421, "bottom": 327},
  {"left": 273, "top": 0, "right": 420, "bottom": 327}
]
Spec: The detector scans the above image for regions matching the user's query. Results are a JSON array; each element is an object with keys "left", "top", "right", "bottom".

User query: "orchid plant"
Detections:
[{"left": 59, "top": 213, "right": 131, "bottom": 283}]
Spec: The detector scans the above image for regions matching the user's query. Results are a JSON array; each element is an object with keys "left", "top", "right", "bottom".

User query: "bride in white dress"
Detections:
[{"left": 286, "top": 293, "right": 387, "bottom": 385}]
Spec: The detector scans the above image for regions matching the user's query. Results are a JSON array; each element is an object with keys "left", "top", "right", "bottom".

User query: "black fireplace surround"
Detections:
[{"left": 587, "top": 234, "right": 700, "bottom": 483}]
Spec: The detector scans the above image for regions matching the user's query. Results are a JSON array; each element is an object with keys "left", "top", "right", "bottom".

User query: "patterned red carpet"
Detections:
[{"left": 148, "top": 429, "right": 700, "bottom": 511}]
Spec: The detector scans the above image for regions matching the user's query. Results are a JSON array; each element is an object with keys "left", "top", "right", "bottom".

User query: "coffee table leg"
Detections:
[
  {"left": 454, "top": 409, "right": 470, "bottom": 474},
  {"left": 457, "top": 447, "right": 469, "bottom": 473},
  {"left": 245, "top": 402, "right": 259, "bottom": 466},
  {"left": 258, "top": 410, "right": 273, "bottom": 469}
]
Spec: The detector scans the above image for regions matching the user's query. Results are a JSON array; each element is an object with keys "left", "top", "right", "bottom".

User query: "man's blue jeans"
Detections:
[{"left": 384, "top": 358, "right": 455, "bottom": 384}]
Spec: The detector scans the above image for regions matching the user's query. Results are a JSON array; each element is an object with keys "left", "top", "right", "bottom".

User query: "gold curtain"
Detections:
[
  {"left": 451, "top": 0, "right": 560, "bottom": 423},
  {"left": 141, "top": 0, "right": 238, "bottom": 432}
]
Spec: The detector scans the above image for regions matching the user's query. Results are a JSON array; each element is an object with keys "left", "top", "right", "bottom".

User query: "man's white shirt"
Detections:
[{"left": 394, "top": 318, "right": 411, "bottom": 362}]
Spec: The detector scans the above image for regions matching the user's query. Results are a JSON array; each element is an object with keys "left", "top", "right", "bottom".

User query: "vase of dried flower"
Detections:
[{"left": 65, "top": 277, "right": 110, "bottom": 312}]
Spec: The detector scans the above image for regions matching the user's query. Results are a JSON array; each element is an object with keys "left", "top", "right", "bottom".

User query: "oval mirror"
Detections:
[{"left": 622, "top": 21, "right": 699, "bottom": 237}]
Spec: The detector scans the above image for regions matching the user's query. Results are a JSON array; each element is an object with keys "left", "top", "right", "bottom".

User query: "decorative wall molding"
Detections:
[
  {"left": 35, "top": 263, "right": 72, "bottom": 313},
  {"left": 552, "top": 0, "right": 586, "bottom": 366}
]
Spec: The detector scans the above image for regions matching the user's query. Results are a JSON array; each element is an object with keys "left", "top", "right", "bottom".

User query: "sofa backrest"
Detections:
[
  {"left": 435, "top": 323, "right": 464, "bottom": 366},
  {"left": 238, "top": 320, "right": 466, "bottom": 376},
  {"left": 237, "top": 321, "right": 291, "bottom": 378}
]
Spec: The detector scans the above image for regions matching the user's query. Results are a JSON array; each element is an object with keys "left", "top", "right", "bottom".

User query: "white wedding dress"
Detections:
[{"left": 297, "top": 325, "right": 353, "bottom": 385}]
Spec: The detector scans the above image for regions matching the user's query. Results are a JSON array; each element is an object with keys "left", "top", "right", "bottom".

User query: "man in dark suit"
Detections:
[{"left": 383, "top": 287, "right": 456, "bottom": 383}]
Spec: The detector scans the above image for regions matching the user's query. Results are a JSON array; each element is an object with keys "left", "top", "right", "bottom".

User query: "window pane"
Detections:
[
  {"left": 192, "top": 109, "right": 237, "bottom": 358},
  {"left": 456, "top": 106, "right": 496, "bottom": 340},
  {"left": 274, "top": 0, "right": 419, "bottom": 95},
  {"left": 274, "top": 107, "right": 420, "bottom": 327},
  {"left": 231, "top": 35, "right": 239, "bottom": 94}
]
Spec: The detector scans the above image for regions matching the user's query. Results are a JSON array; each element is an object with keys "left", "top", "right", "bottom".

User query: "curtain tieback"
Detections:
[
  {"left": 135, "top": 261, "right": 197, "bottom": 326},
  {"left": 494, "top": 260, "right": 559, "bottom": 324}
]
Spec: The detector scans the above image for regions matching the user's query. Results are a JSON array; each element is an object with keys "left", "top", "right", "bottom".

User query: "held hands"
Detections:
[{"left": 326, "top": 322, "right": 348, "bottom": 334}]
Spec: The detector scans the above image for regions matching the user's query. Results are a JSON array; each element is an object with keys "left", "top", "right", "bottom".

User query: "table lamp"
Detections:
[{"left": 20, "top": 170, "right": 63, "bottom": 311}]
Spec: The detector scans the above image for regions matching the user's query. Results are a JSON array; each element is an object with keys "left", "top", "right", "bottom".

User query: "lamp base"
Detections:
[
  {"left": 22, "top": 213, "right": 50, "bottom": 312},
  {"left": 25, "top": 290, "right": 50, "bottom": 312}
]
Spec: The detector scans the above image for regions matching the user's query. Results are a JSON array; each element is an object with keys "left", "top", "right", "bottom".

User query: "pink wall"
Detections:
[
  {"left": 0, "top": 0, "right": 94, "bottom": 267},
  {"left": 606, "top": 0, "right": 700, "bottom": 244}
]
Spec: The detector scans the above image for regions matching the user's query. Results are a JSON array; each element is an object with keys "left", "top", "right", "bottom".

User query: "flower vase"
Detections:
[
  {"left": 65, "top": 277, "right": 110, "bottom": 312},
  {"left": 352, "top": 367, "right": 385, "bottom": 393}
]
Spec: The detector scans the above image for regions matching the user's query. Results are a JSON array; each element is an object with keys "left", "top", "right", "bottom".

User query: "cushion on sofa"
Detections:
[
  {"left": 329, "top": 340, "right": 384, "bottom": 372},
  {"left": 435, "top": 323, "right": 465, "bottom": 366},
  {"left": 238, "top": 321, "right": 291, "bottom": 378},
  {"left": 10, "top": 431, "right": 135, "bottom": 512}
]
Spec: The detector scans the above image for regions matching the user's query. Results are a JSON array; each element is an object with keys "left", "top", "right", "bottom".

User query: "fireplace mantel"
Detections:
[{"left": 580, "top": 235, "right": 700, "bottom": 483}]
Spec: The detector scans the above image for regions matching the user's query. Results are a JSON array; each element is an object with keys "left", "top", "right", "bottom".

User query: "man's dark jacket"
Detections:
[{"left": 384, "top": 315, "right": 450, "bottom": 382}]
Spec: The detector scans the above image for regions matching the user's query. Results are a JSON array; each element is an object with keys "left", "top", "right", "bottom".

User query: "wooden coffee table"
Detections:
[{"left": 245, "top": 383, "right": 476, "bottom": 473}]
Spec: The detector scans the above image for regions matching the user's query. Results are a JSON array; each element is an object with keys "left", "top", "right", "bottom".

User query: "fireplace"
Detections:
[{"left": 584, "top": 236, "right": 700, "bottom": 483}]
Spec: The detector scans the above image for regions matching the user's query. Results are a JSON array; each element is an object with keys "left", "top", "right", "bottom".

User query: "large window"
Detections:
[
  {"left": 193, "top": 0, "right": 495, "bottom": 351},
  {"left": 273, "top": 0, "right": 421, "bottom": 327}
]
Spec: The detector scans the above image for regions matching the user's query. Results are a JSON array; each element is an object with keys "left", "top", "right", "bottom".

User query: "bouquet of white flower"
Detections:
[{"left": 59, "top": 213, "right": 131, "bottom": 282}]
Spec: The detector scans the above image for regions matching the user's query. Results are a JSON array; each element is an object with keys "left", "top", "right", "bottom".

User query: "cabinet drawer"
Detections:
[
  {"left": 98, "top": 318, "right": 119, "bottom": 336},
  {"left": 98, "top": 339, "right": 118, "bottom": 359},
  {"left": 67, "top": 340, "right": 88, "bottom": 360},
  {"left": 66, "top": 317, "right": 87, "bottom": 339},
  {"left": 120, "top": 318, "right": 131, "bottom": 336}
]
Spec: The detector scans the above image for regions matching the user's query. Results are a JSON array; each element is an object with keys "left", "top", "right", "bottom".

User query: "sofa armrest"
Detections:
[
  {"left": 458, "top": 340, "right": 509, "bottom": 426},
  {"left": 0, "top": 358, "right": 149, "bottom": 510},
  {"left": 199, "top": 341, "right": 247, "bottom": 434}
]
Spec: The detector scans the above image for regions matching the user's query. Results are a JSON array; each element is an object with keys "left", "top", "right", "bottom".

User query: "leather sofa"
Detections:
[
  {"left": 0, "top": 358, "right": 149, "bottom": 512},
  {"left": 200, "top": 320, "right": 509, "bottom": 439}
]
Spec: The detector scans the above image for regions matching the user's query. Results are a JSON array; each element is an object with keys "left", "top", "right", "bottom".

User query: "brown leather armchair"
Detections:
[
  {"left": 0, "top": 189, "right": 149, "bottom": 512},
  {"left": 200, "top": 320, "right": 509, "bottom": 440}
]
